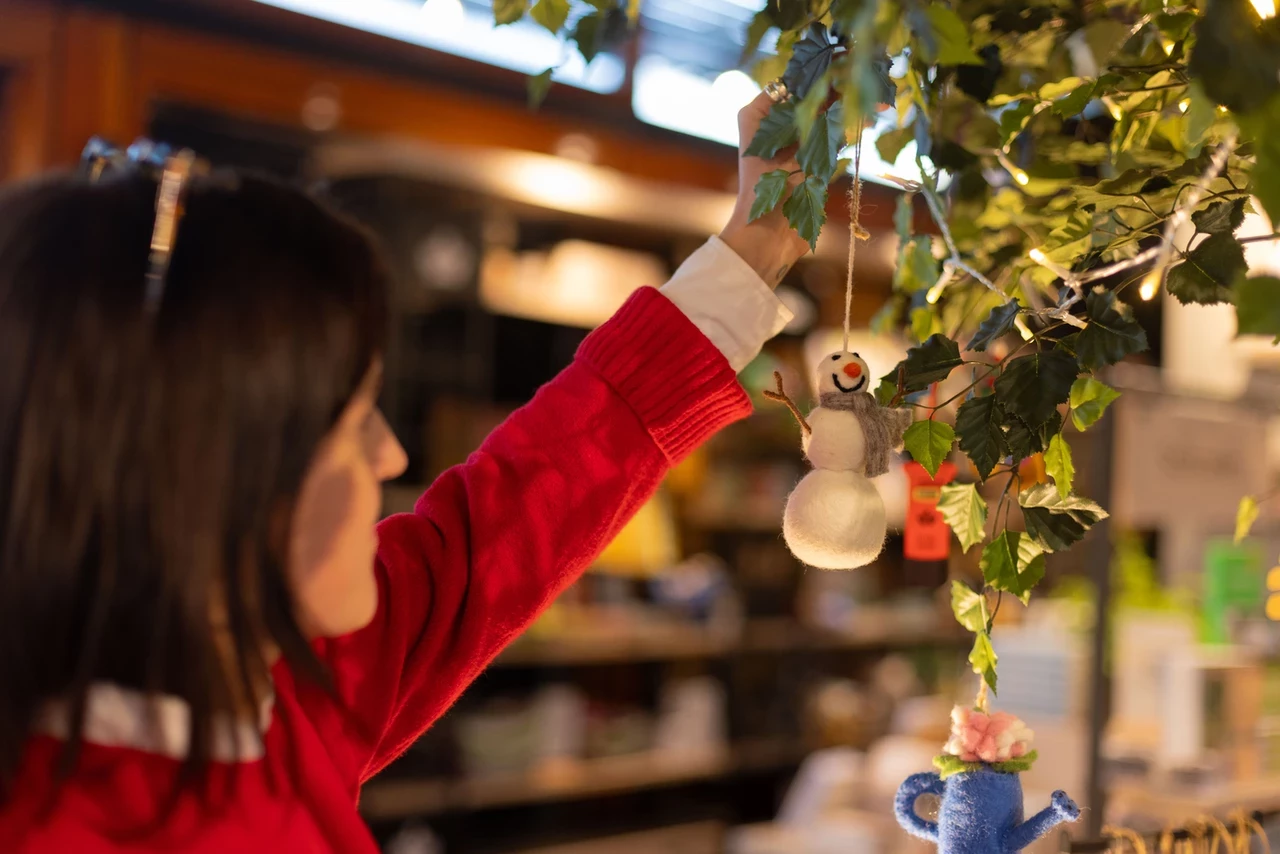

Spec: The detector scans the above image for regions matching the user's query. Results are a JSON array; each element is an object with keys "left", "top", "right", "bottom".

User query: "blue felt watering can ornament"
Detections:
[{"left": 895, "top": 706, "right": 1080, "bottom": 853}]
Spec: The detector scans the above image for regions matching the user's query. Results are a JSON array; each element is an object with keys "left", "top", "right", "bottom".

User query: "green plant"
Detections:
[{"left": 496, "top": 0, "right": 1280, "bottom": 708}]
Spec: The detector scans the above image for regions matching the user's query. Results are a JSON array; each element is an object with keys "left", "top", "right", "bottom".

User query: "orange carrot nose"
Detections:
[{"left": 843, "top": 363, "right": 862, "bottom": 379}]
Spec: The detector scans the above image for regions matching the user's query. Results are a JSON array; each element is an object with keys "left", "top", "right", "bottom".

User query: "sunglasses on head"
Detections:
[{"left": 80, "top": 136, "right": 210, "bottom": 314}]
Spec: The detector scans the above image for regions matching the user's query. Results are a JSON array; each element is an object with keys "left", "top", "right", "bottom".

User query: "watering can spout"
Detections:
[{"left": 1004, "top": 791, "right": 1081, "bottom": 852}]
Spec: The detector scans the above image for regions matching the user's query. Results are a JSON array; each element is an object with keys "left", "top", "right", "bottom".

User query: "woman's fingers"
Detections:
[{"left": 737, "top": 90, "right": 778, "bottom": 155}]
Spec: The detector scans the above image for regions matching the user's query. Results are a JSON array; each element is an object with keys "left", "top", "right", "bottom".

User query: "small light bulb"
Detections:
[
  {"left": 1178, "top": 98, "right": 1190, "bottom": 113},
  {"left": 1106, "top": 99, "right": 1123, "bottom": 121},
  {"left": 926, "top": 283, "right": 945, "bottom": 304},
  {"left": 1014, "top": 316, "right": 1034, "bottom": 341},
  {"left": 1013, "top": 169, "right": 1030, "bottom": 186},
  {"left": 1250, "top": 0, "right": 1276, "bottom": 18},
  {"left": 1218, "top": 105, "right": 1230, "bottom": 114},
  {"left": 1029, "top": 248, "right": 1047, "bottom": 264},
  {"left": 1139, "top": 271, "right": 1160, "bottom": 301},
  {"left": 1160, "top": 36, "right": 1175, "bottom": 56}
]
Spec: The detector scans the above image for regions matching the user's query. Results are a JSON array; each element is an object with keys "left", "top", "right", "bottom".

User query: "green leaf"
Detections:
[
  {"left": 768, "top": 0, "right": 806, "bottom": 29},
  {"left": 1084, "top": 18, "right": 1132, "bottom": 66},
  {"left": 1235, "top": 276, "right": 1280, "bottom": 341},
  {"left": 574, "top": 13, "right": 604, "bottom": 62},
  {"left": 910, "top": 306, "right": 940, "bottom": 343},
  {"left": 745, "top": 101, "right": 799, "bottom": 159},
  {"left": 1004, "top": 410, "right": 1060, "bottom": 462},
  {"left": 999, "top": 100, "right": 1037, "bottom": 145},
  {"left": 1039, "top": 76, "right": 1086, "bottom": 102},
  {"left": 782, "top": 174, "right": 828, "bottom": 251},
  {"left": 994, "top": 350, "right": 1078, "bottom": 429},
  {"left": 923, "top": 5, "right": 984, "bottom": 65},
  {"left": 794, "top": 74, "right": 830, "bottom": 142},
  {"left": 1019, "top": 483, "right": 1109, "bottom": 552},
  {"left": 1189, "top": 0, "right": 1280, "bottom": 114},
  {"left": 529, "top": 0, "right": 570, "bottom": 33},
  {"left": 904, "top": 419, "right": 955, "bottom": 477},
  {"left": 1167, "top": 233, "right": 1247, "bottom": 306},
  {"left": 876, "top": 125, "right": 915, "bottom": 165},
  {"left": 1245, "top": 96, "right": 1280, "bottom": 227},
  {"left": 1051, "top": 80, "right": 1096, "bottom": 118},
  {"left": 895, "top": 236, "right": 940, "bottom": 294},
  {"left": 1069, "top": 378, "right": 1120, "bottom": 432},
  {"left": 955, "top": 394, "right": 1006, "bottom": 480},
  {"left": 1075, "top": 289, "right": 1149, "bottom": 370},
  {"left": 969, "top": 631, "right": 998, "bottom": 693},
  {"left": 950, "top": 580, "right": 987, "bottom": 633},
  {"left": 494, "top": 0, "right": 529, "bottom": 25},
  {"left": 742, "top": 9, "right": 774, "bottom": 61},
  {"left": 1236, "top": 495, "right": 1261, "bottom": 543},
  {"left": 783, "top": 22, "right": 836, "bottom": 102},
  {"left": 528, "top": 67, "right": 555, "bottom": 108},
  {"left": 933, "top": 96, "right": 1002, "bottom": 154},
  {"left": 939, "top": 484, "right": 988, "bottom": 553},
  {"left": 1045, "top": 434, "right": 1075, "bottom": 500},
  {"left": 1157, "top": 11, "right": 1197, "bottom": 40},
  {"left": 1193, "top": 199, "right": 1248, "bottom": 235},
  {"left": 1183, "top": 80, "right": 1216, "bottom": 154},
  {"left": 627, "top": 0, "right": 642, "bottom": 25},
  {"left": 981, "top": 530, "right": 1045, "bottom": 604},
  {"left": 967, "top": 302, "right": 1020, "bottom": 352},
  {"left": 897, "top": 334, "right": 963, "bottom": 393},
  {"left": 749, "top": 170, "right": 792, "bottom": 223},
  {"left": 934, "top": 753, "right": 974, "bottom": 780},
  {"left": 797, "top": 102, "right": 846, "bottom": 180},
  {"left": 989, "top": 749, "right": 1039, "bottom": 774},
  {"left": 894, "top": 193, "right": 913, "bottom": 242}
]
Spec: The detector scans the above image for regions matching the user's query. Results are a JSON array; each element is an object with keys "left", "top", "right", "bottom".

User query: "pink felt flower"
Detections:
[{"left": 942, "top": 706, "right": 1033, "bottom": 764}]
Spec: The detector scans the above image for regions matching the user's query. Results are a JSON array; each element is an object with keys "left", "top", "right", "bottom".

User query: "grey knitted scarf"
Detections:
[{"left": 818, "top": 391, "right": 912, "bottom": 478}]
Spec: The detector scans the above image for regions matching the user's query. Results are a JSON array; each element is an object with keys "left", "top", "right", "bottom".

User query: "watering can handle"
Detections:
[{"left": 894, "top": 772, "right": 945, "bottom": 843}]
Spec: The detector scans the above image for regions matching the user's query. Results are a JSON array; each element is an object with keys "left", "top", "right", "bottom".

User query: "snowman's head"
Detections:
[{"left": 818, "top": 351, "right": 871, "bottom": 396}]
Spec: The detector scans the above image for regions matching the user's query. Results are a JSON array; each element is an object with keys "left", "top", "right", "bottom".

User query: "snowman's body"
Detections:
[
  {"left": 781, "top": 351, "right": 908, "bottom": 570},
  {"left": 803, "top": 407, "right": 867, "bottom": 472}
]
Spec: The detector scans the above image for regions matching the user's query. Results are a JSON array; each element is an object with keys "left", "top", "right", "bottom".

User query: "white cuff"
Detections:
[{"left": 659, "top": 236, "right": 793, "bottom": 373}]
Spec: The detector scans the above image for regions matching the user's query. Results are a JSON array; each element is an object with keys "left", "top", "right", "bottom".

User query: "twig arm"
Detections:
[{"left": 762, "top": 371, "right": 812, "bottom": 435}]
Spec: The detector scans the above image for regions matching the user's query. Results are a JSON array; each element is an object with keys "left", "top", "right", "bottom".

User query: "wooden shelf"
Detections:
[
  {"left": 1109, "top": 777, "right": 1280, "bottom": 823},
  {"left": 492, "top": 618, "right": 969, "bottom": 667},
  {"left": 360, "top": 739, "right": 808, "bottom": 820}
]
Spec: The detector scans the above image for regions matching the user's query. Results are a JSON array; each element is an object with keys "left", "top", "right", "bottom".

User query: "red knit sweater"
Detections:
[{"left": 0, "top": 288, "right": 752, "bottom": 852}]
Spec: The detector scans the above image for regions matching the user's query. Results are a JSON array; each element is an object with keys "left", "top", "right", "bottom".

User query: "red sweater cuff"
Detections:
[{"left": 577, "top": 287, "right": 752, "bottom": 463}]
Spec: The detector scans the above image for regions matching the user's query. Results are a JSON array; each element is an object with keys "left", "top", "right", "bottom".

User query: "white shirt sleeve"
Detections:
[{"left": 659, "top": 235, "right": 794, "bottom": 373}]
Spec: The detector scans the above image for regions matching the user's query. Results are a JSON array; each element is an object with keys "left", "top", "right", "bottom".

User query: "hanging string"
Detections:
[{"left": 843, "top": 117, "right": 865, "bottom": 354}]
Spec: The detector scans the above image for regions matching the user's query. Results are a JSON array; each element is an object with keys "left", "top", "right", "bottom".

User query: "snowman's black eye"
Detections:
[
  {"left": 852, "top": 352, "right": 861, "bottom": 358},
  {"left": 831, "top": 355, "right": 840, "bottom": 361}
]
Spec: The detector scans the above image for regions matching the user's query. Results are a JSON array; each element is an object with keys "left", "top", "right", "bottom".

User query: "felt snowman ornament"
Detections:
[{"left": 765, "top": 352, "right": 911, "bottom": 569}]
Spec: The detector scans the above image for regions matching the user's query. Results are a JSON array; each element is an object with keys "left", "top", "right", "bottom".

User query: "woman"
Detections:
[{"left": 0, "top": 92, "right": 811, "bottom": 851}]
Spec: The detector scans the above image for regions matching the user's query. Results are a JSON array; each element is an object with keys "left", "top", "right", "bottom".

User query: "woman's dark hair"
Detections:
[{"left": 0, "top": 169, "right": 389, "bottom": 795}]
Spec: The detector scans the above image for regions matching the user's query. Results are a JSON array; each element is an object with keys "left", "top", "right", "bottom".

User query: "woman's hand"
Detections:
[{"left": 719, "top": 91, "right": 814, "bottom": 290}]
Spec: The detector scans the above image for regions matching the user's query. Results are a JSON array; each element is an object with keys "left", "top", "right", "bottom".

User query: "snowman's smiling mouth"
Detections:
[{"left": 832, "top": 373, "right": 867, "bottom": 394}]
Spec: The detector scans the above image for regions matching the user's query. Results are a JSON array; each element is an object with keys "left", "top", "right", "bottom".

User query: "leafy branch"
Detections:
[{"left": 501, "top": 0, "right": 1280, "bottom": 708}]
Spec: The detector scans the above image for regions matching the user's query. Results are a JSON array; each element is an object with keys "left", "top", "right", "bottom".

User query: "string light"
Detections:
[
  {"left": 996, "top": 151, "right": 1030, "bottom": 188},
  {"left": 1028, "top": 248, "right": 1074, "bottom": 281},
  {"left": 1025, "top": 133, "right": 1237, "bottom": 323},
  {"left": 926, "top": 263, "right": 956, "bottom": 304},
  {"left": 1178, "top": 98, "right": 1191, "bottom": 113},
  {"left": 1139, "top": 270, "right": 1160, "bottom": 301}
]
